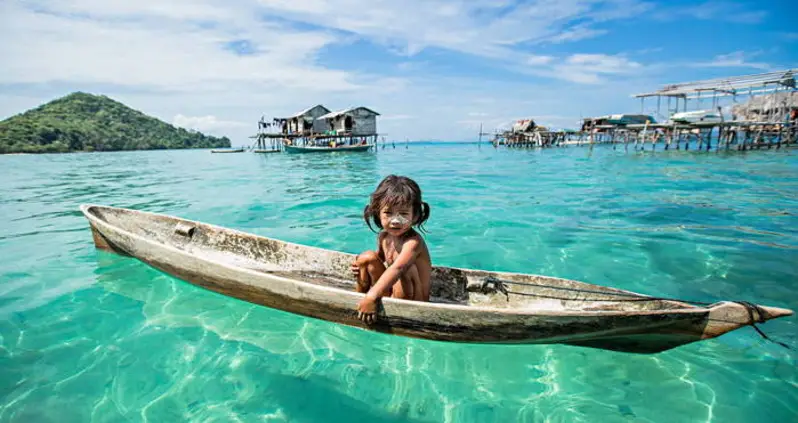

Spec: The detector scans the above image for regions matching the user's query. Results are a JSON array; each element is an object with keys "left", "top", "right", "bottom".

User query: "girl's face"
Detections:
[{"left": 379, "top": 203, "right": 414, "bottom": 236}]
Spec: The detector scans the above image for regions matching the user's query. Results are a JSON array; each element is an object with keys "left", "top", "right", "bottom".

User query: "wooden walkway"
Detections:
[{"left": 493, "top": 121, "right": 797, "bottom": 152}]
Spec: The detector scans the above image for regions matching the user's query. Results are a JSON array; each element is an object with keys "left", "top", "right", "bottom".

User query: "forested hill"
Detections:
[{"left": 0, "top": 92, "right": 231, "bottom": 154}]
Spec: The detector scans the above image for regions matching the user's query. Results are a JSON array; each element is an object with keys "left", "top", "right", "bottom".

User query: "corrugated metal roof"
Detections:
[
  {"left": 317, "top": 107, "right": 380, "bottom": 120},
  {"left": 287, "top": 104, "right": 331, "bottom": 118},
  {"left": 633, "top": 69, "right": 796, "bottom": 99}
]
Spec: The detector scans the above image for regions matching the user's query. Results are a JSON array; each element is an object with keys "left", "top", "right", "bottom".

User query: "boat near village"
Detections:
[
  {"left": 81, "top": 204, "right": 793, "bottom": 354},
  {"left": 670, "top": 110, "right": 723, "bottom": 124},
  {"left": 283, "top": 143, "right": 373, "bottom": 153},
  {"left": 210, "top": 148, "right": 245, "bottom": 153}
]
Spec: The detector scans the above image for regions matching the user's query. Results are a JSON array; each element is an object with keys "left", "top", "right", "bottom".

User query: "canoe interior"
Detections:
[{"left": 88, "top": 206, "right": 698, "bottom": 313}]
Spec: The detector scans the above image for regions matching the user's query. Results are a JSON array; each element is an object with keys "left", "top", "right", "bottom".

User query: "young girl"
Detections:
[{"left": 351, "top": 175, "right": 432, "bottom": 324}]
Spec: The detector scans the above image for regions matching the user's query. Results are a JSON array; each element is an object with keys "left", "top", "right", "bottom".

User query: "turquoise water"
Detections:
[{"left": 1, "top": 144, "right": 796, "bottom": 422}]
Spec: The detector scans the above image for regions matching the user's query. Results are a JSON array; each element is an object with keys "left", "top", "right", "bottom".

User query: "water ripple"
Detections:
[{"left": 0, "top": 146, "right": 796, "bottom": 422}]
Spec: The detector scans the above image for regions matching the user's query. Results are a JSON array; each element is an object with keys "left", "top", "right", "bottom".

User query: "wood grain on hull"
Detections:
[{"left": 107, "top": 242, "right": 715, "bottom": 352}]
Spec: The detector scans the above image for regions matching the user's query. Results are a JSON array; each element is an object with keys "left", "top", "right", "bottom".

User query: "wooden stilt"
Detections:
[
  {"left": 706, "top": 130, "right": 712, "bottom": 151},
  {"left": 665, "top": 130, "right": 671, "bottom": 150}
]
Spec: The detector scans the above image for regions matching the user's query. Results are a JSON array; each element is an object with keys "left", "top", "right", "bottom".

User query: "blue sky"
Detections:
[{"left": 1, "top": 0, "right": 796, "bottom": 142}]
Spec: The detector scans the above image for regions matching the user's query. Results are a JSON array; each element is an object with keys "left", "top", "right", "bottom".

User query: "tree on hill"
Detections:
[{"left": 0, "top": 92, "right": 232, "bottom": 154}]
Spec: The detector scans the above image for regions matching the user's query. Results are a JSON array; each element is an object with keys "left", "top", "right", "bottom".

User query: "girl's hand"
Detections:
[
  {"left": 350, "top": 261, "right": 360, "bottom": 279},
  {"left": 356, "top": 295, "right": 378, "bottom": 325}
]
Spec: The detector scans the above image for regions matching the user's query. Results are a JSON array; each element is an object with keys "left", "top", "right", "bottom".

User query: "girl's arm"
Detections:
[{"left": 366, "top": 238, "right": 419, "bottom": 300}]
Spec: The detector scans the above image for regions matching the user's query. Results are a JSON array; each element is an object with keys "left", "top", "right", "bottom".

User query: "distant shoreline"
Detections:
[
  {"left": 0, "top": 147, "right": 235, "bottom": 156},
  {"left": 1, "top": 142, "right": 489, "bottom": 155}
]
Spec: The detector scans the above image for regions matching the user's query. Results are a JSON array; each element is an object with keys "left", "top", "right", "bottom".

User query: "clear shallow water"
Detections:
[{"left": 1, "top": 144, "right": 797, "bottom": 422}]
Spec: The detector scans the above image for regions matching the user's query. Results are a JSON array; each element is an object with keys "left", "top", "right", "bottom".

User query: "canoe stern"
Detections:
[{"left": 703, "top": 301, "right": 794, "bottom": 340}]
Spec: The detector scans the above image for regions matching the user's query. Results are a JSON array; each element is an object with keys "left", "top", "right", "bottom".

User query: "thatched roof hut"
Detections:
[
  {"left": 731, "top": 91, "right": 798, "bottom": 122},
  {"left": 511, "top": 119, "right": 536, "bottom": 133}
]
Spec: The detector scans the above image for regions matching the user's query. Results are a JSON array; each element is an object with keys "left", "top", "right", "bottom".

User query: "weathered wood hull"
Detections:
[
  {"left": 80, "top": 205, "right": 792, "bottom": 354},
  {"left": 283, "top": 144, "right": 372, "bottom": 153}
]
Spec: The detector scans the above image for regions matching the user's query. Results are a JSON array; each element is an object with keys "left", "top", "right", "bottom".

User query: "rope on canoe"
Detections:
[
  {"left": 735, "top": 301, "right": 792, "bottom": 350},
  {"left": 481, "top": 276, "right": 793, "bottom": 350}
]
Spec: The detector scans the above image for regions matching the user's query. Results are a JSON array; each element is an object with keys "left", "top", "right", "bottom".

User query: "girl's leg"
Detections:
[
  {"left": 354, "top": 251, "right": 388, "bottom": 295},
  {"left": 392, "top": 264, "right": 418, "bottom": 300}
]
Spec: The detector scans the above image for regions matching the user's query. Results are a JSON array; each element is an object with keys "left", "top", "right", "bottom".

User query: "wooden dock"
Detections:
[
  {"left": 492, "top": 69, "right": 798, "bottom": 153},
  {"left": 492, "top": 121, "right": 796, "bottom": 152}
]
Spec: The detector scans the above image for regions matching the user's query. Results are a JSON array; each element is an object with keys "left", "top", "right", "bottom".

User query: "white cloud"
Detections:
[
  {"left": 0, "top": 0, "right": 417, "bottom": 140},
  {"left": 0, "top": 1, "right": 649, "bottom": 94},
  {"left": 546, "top": 25, "right": 608, "bottom": 43},
  {"left": 565, "top": 54, "right": 641, "bottom": 71},
  {"left": 173, "top": 114, "right": 248, "bottom": 133},
  {"left": 655, "top": 1, "right": 767, "bottom": 24},
  {"left": 527, "top": 55, "right": 555, "bottom": 65},
  {"left": 635, "top": 47, "right": 664, "bottom": 55},
  {"left": 520, "top": 53, "right": 642, "bottom": 84},
  {"left": 256, "top": 0, "right": 650, "bottom": 59},
  {"left": 0, "top": 1, "right": 369, "bottom": 92},
  {"left": 1, "top": 0, "right": 782, "bottom": 143},
  {"left": 693, "top": 51, "right": 771, "bottom": 71},
  {"left": 27, "top": 0, "right": 236, "bottom": 21}
]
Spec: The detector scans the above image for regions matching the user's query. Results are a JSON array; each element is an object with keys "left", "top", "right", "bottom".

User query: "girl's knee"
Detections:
[{"left": 356, "top": 250, "right": 380, "bottom": 265}]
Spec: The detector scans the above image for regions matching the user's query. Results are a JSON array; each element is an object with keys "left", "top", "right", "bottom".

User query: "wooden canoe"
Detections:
[
  {"left": 210, "top": 148, "right": 245, "bottom": 153},
  {"left": 80, "top": 205, "right": 793, "bottom": 354}
]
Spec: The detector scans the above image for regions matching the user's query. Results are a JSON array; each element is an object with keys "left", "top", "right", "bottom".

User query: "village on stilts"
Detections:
[
  {"left": 234, "top": 69, "right": 796, "bottom": 155},
  {"left": 491, "top": 69, "right": 798, "bottom": 152},
  {"left": 249, "top": 105, "right": 381, "bottom": 154}
]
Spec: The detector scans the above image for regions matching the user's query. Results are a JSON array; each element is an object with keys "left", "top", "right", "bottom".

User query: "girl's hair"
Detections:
[{"left": 363, "top": 175, "right": 430, "bottom": 233}]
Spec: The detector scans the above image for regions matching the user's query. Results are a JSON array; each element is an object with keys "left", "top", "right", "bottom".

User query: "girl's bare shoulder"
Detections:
[
  {"left": 408, "top": 229, "right": 427, "bottom": 244},
  {"left": 403, "top": 231, "right": 430, "bottom": 253}
]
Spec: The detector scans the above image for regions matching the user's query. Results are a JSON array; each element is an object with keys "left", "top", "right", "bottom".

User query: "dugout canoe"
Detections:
[
  {"left": 210, "top": 148, "right": 245, "bottom": 153},
  {"left": 80, "top": 205, "right": 793, "bottom": 354}
]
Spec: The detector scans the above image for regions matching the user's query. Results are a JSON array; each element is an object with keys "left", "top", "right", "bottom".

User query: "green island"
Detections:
[{"left": 0, "top": 92, "right": 231, "bottom": 154}]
